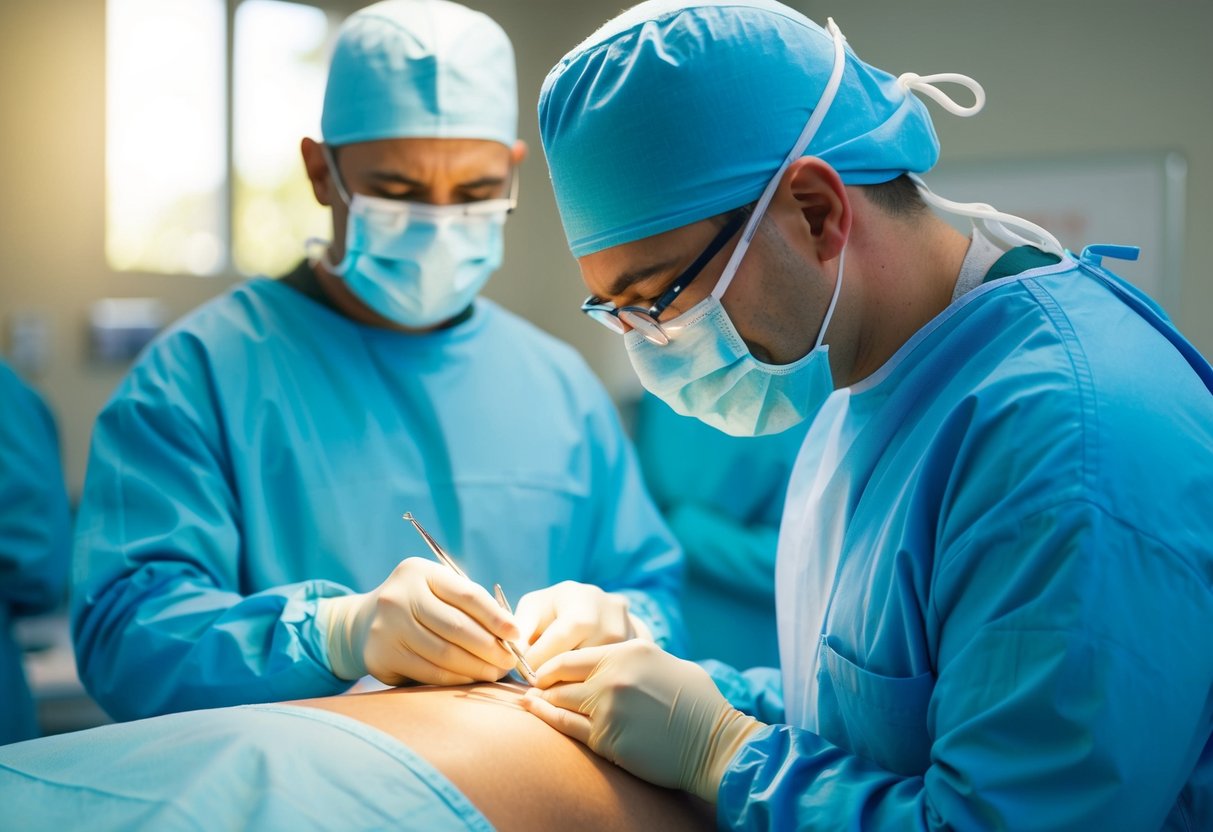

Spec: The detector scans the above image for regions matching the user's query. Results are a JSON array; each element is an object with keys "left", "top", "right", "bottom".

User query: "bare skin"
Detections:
[
  {"left": 299, "top": 135, "right": 527, "bottom": 333},
  {"left": 577, "top": 157, "right": 970, "bottom": 388},
  {"left": 295, "top": 682, "right": 715, "bottom": 832}
]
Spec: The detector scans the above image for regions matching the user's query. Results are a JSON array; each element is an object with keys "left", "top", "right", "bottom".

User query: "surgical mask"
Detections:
[
  {"left": 319, "top": 146, "right": 515, "bottom": 329},
  {"left": 628, "top": 248, "right": 846, "bottom": 436},
  {"left": 623, "top": 18, "right": 851, "bottom": 437}
]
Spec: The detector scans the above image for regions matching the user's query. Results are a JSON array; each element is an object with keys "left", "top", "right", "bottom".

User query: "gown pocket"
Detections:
[{"left": 817, "top": 635, "right": 935, "bottom": 776}]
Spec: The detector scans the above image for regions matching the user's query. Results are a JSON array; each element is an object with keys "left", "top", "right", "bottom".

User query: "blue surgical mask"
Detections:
[
  {"left": 329, "top": 194, "right": 508, "bottom": 328},
  {"left": 623, "top": 18, "right": 850, "bottom": 437},
  {"left": 626, "top": 248, "right": 845, "bottom": 437}
]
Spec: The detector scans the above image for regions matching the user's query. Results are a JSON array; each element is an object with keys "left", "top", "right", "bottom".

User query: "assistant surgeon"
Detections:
[
  {"left": 523, "top": 1, "right": 1213, "bottom": 829},
  {"left": 71, "top": 0, "right": 682, "bottom": 722}
]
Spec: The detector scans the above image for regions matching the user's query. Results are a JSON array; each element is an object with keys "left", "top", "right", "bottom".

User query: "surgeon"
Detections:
[
  {"left": 71, "top": 0, "right": 682, "bottom": 723},
  {"left": 632, "top": 390, "right": 805, "bottom": 669},
  {"left": 522, "top": 1, "right": 1213, "bottom": 828},
  {"left": 0, "top": 359, "right": 71, "bottom": 745}
]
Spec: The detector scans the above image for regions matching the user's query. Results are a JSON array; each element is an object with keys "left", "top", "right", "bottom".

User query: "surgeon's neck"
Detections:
[
  {"left": 312, "top": 260, "right": 470, "bottom": 334},
  {"left": 844, "top": 208, "right": 970, "bottom": 385}
]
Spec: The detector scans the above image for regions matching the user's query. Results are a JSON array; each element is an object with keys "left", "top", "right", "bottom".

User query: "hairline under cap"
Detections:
[{"left": 323, "top": 131, "right": 517, "bottom": 149}]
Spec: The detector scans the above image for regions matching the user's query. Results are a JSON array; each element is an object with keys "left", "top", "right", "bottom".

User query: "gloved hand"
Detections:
[
  {"left": 317, "top": 557, "right": 520, "bottom": 686},
  {"left": 513, "top": 580, "right": 652, "bottom": 670},
  {"left": 521, "top": 639, "right": 764, "bottom": 803}
]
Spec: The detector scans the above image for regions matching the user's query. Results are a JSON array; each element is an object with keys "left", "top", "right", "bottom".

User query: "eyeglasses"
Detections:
[{"left": 580, "top": 206, "right": 751, "bottom": 346}]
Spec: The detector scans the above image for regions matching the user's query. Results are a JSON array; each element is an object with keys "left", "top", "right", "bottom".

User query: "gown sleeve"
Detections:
[
  {"left": 71, "top": 338, "right": 351, "bottom": 722},
  {"left": 665, "top": 502, "right": 779, "bottom": 602},
  {"left": 0, "top": 367, "right": 70, "bottom": 615},
  {"left": 717, "top": 499, "right": 1212, "bottom": 830}
]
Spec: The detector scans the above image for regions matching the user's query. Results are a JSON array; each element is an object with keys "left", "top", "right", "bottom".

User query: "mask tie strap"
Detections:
[
  {"left": 897, "top": 71, "right": 1063, "bottom": 256},
  {"left": 909, "top": 173, "right": 1065, "bottom": 257},
  {"left": 321, "top": 143, "right": 353, "bottom": 206},
  {"left": 815, "top": 246, "right": 846, "bottom": 350},
  {"left": 897, "top": 72, "right": 986, "bottom": 117},
  {"left": 305, "top": 236, "right": 344, "bottom": 276},
  {"left": 712, "top": 17, "right": 849, "bottom": 300}
]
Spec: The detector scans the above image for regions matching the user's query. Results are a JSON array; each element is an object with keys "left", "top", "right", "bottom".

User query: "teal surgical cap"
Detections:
[
  {"left": 322, "top": 0, "right": 517, "bottom": 147},
  {"left": 539, "top": 0, "right": 941, "bottom": 257}
]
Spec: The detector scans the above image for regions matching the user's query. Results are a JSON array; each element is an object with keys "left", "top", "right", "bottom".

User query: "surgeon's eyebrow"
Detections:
[
  {"left": 458, "top": 175, "right": 507, "bottom": 189},
  {"left": 368, "top": 171, "right": 427, "bottom": 190},
  {"left": 607, "top": 258, "right": 682, "bottom": 299}
]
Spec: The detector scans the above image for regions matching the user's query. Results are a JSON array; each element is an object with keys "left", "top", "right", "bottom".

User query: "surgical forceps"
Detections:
[{"left": 402, "top": 513, "right": 538, "bottom": 684}]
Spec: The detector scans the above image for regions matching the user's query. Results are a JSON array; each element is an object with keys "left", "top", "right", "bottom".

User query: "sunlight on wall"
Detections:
[{"left": 105, "top": 0, "right": 226, "bottom": 276}]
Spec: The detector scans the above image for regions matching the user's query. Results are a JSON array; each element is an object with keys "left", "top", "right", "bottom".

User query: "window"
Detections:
[
  {"left": 106, "top": 0, "right": 336, "bottom": 278},
  {"left": 106, "top": 0, "right": 227, "bottom": 275}
]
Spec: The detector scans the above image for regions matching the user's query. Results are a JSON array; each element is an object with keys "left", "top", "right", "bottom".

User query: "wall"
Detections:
[{"left": 2, "top": 0, "right": 1210, "bottom": 499}]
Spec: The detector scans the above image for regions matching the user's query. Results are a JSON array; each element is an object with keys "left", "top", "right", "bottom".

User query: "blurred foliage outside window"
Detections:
[{"left": 107, "top": 0, "right": 334, "bottom": 278}]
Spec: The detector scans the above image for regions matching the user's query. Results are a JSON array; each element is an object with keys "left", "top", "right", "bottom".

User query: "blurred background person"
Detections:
[
  {"left": 0, "top": 359, "right": 70, "bottom": 745},
  {"left": 632, "top": 390, "right": 806, "bottom": 670}
]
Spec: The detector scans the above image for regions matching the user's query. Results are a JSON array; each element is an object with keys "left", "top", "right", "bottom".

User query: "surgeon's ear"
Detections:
[
  {"left": 301, "top": 137, "right": 336, "bottom": 207},
  {"left": 777, "top": 156, "right": 850, "bottom": 264}
]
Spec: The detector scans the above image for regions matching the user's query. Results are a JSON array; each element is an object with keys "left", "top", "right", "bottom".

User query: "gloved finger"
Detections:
[
  {"left": 429, "top": 570, "right": 521, "bottom": 642},
  {"left": 531, "top": 644, "right": 616, "bottom": 688},
  {"left": 521, "top": 688, "right": 592, "bottom": 745},
  {"left": 410, "top": 605, "right": 517, "bottom": 674},
  {"left": 525, "top": 593, "right": 634, "bottom": 668},
  {"left": 371, "top": 653, "right": 481, "bottom": 688},
  {"left": 522, "top": 613, "right": 598, "bottom": 670},
  {"left": 513, "top": 588, "right": 558, "bottom": 646},
  {"left": 363, "top": 627, "right": 487, "bottom": 687},
  {"left": 526, "top": 679, "right": 596, "bottom": 714},
  {"left": 376, "top": 574, "right": 516, "bottom": 670}
]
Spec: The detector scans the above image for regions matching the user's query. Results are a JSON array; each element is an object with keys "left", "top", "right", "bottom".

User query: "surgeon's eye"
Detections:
[{"left": 373, "top": 187, "right": 420, "bottom": 201}]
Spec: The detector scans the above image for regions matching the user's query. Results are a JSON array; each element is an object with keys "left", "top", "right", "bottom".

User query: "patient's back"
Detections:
[{"left": 295, "top": 682, "right": 714, "bottom": 831}]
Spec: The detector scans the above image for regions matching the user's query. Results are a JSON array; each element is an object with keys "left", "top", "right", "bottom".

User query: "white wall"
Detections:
[{"left": 2, "top": 0, "right": 1210, "bottom": 497}]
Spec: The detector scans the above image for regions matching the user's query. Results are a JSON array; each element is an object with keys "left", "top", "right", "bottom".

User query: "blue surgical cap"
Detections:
[
  {"left": 539, "top": 0, "right": 941, "bottom": 257},
  {"left": 322, "top": 0, "right": 517, "bottom": 147}
]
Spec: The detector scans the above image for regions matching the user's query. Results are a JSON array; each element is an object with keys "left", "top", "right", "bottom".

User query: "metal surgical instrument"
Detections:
[{"left": 402, "top": 512, "right": 537, "bottom": 684}]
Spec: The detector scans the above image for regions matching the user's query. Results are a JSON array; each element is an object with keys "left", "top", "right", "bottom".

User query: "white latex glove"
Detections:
[
  {"left": 521, "top": 640, "right": 764, "bottom": 803},
  {"left": 513, "top": 580, "right": 652, "bottom": 670},
  {"left": 317, "top": 557, "right": 520, "bottom": 686}
]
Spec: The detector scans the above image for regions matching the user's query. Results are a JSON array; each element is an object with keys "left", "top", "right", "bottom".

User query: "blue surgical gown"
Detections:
[
  {"left": 71, "top": 275, "right": 683, "bottom": 721},
  {"left": 0, "top": 361, "right": 70, "bottom": 745},
  {"left": 713, "top": 256, "right": 1213, "bottom": 830},
  {"left": 632, "top": 391, "right": 805, "bottom": 669}
]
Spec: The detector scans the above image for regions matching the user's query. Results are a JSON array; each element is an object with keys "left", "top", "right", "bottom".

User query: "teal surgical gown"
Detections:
[
  {"left": 712, "top": 252, "right": 1213, "bottom": 829},
  {"left": 0, "top": 361, "right": 70, "bottom": 745},
  {"left": 71, "top": 270, "right": 682, "bottom": 721},
  {"left": 633, "top": 391, "right": 805, "bottom": 669}
]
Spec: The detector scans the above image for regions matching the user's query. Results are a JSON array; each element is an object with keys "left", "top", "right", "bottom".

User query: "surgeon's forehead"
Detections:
[
  {"left": 577, "top": 216, "right": 717, "bottom": 301},
  {"left": 339, "top": 137, "right": 511, "bottom": 177}
]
